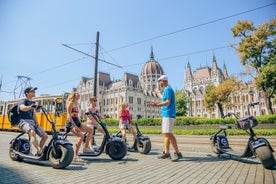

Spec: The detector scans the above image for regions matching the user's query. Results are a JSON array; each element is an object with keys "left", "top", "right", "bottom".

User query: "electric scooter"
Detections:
[
  {"left": 79, "top": 111, "right": 127, "bottom": 160},
  {"left": 210, "top": 102, "right": 276, "bottom": 169},
  {"left": 114, "top": 122, "right": 151, "bottom": 154},
  {"left": 9, "top": 105, "right": 74, "bottom": 169}
]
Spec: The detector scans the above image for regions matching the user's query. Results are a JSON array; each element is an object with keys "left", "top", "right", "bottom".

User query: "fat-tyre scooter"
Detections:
[
  {"left": 210, "top": 102, "right": 276, "bottom": 169},
  {"left": 114, "top": 122, "right": 151, "bottom": 154},
  {"left": 9, "top": 106, "right": 74, "bottom": 169},
  {"left": 79, "top": 111, "right": 127, "bottom": 160}
]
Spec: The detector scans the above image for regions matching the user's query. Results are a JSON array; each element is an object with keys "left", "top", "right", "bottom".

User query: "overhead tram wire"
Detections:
[
  {"left": 62, "top": 44, "right": 122, "bottom": 68},
  {"left": 121, "top": 44, "right": 233, "bottom": 68},
  {"left": 106, "top": 2, "right": 276, "bottom": 53}
]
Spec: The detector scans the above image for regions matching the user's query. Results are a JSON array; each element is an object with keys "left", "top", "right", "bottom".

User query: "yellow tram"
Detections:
[{"left": 0, "top": 93, "right": 69, "bottom": 132}]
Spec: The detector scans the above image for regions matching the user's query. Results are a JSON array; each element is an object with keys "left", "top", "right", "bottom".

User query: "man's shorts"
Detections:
[
  {"left": 19, "top": 119, "right": 46, "bottom": 137},
  {"left": 162, "top": 117, "right": 175, "bottom": 133}
]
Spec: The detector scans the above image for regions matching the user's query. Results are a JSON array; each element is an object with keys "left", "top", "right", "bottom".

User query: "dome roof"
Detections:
[{"left": 140, "top": 48, "right": 164, "bottom": 76}]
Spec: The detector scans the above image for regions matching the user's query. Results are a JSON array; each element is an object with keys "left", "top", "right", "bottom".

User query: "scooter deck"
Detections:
[{"left": 220, "top": 148, "right": 243, "bottom": 157}]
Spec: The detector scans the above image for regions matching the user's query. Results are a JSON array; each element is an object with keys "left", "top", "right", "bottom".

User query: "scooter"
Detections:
[
  {"left": 9, "top": 105, "right": 74, "bottom": 169},
  {"left": 79, "top": 111, "right": 127, "bottom": 160},
  {"left": 114, "top": 122, "right": 151, "bottom": 154},
  {"left": 210, "top": 102, "right": 276, "bottom": 169}
]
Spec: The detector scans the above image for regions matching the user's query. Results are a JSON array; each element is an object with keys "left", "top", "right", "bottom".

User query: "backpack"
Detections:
[{"left": 8, "top": 104, "right": 20, "bottom": 126}]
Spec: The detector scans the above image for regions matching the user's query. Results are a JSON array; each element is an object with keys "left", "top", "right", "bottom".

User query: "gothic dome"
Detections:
[{"left": 140, "top": 48, "right": 164, "bottom": 76}]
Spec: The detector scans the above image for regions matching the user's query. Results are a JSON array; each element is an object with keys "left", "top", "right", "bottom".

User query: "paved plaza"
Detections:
[{"left": 0, "top": 131, "right": 275, "bottom": 184}]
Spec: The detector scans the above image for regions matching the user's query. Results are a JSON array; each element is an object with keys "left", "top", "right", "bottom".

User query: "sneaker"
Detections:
[
  {"left": 83, "top": 147, "right": 94, "bottom": 153},
  {"left": 171, "top": 152, "right": 183, "bottom": 162},
  {"left": 72, "top": 157, "right": 85, "bottom": 163},
  {"left": 157, "top": 151, "right": 171, "bottom": 159}
]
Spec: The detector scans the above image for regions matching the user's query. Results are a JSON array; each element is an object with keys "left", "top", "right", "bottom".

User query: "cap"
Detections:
[
  {"left": 24, "top": 86, "right": 38, "bottom": 94},
  {"left": 158, "top": 75, "right": 168, "bottom": 81}
]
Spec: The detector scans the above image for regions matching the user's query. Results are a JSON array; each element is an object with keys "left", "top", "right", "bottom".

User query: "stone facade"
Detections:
[
  {"left": 77, "top": 48, "right": 163, "bottom": 120},
  {"left": 184, "top": 55, "right": 275, "bottom": 118}
]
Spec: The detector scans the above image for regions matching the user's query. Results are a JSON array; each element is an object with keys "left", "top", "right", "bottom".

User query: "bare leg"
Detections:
[
  {"left": 28, "top": 130, "right": 40, "bottom": 152},
  {"left": 163, "top": 133, "right": 171, "bottom": 153},
  {"left": 168, "top": 133, "right": 179, "bottom": 153},
  {"left": 39, "top": 134, "right": 48, "bottom": 150},
  {"left": 71, "top": 128, "right": 84, "bottom": 157}
]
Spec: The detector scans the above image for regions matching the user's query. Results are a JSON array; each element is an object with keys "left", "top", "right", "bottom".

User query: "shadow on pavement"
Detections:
[{"left": 0, "top": 165, "right": 29, "bottom": 183}]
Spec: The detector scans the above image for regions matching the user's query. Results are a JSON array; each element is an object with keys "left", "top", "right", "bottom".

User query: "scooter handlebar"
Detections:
[
  {"left": 249, "top": 102, "right": 259, "bottom": 107},
  {"left": 223, "top": 112, "right": 238, "bottom": 119}
]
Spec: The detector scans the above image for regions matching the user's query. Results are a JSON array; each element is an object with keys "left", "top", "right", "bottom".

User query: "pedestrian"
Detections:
[
  {"left": 149, "top": 75, "right": 183, "bottom": 162},
  {"left": 65, "top": 89, "right": 94, "bottom": 162},
  {"left": 86, "top": 96, "right": 106, "bottom": 149},
  {"left": 18, "top": 86, "right": 48, "bottom": 156},
  {"left": 118, "top": 102, "right": 136, "bottom": 147}
]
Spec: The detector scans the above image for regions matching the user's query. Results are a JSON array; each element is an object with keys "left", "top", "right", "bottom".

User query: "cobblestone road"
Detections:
[{"left": 0, "top": 131, "right": 275, "bottom": 184}]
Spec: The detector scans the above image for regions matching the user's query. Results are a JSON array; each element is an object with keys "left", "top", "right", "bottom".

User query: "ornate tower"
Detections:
[{"left": 140, "top": 47, "right": 164, "bottom": 92}]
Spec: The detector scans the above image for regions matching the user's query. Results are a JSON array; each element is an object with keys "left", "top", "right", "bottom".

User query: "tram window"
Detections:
[{"left": 0, "top": 105, "right": 3, "bottom": 115}]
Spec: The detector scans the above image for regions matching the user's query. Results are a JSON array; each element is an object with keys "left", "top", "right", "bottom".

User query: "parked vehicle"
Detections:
[
  {"left": 80, "top": 111, "right": 127, "bottom": 160},
  {"left": 9, "top": 105, "right": 74, "bottom": 169},
  {"left": 114, "top": 122, "right": 151, "bottom": 154},
  {"left": 210, "top": 102, "right": 276, "bottom": 169}
]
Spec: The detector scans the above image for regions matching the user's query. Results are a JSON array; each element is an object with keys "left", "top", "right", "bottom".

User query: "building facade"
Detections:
[
  {"left": 184, "top": 55, "right": 275, "bottom": 118},
  {"left": 77, "top": 48, "right": 163, "bottom": 120}
]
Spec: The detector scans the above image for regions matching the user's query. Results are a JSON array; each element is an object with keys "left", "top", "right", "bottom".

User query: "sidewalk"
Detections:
[{"left": 0, "top": 132, "right": 275, "bottom": 184}]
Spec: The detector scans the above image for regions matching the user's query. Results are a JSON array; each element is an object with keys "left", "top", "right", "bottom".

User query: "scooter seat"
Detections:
[{"left": 219, "top": 125, "right": 232, "bottom": 130}]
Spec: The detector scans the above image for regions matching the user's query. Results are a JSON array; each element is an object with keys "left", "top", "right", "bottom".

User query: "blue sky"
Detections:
[{"left": 1, "top": 0, "right": 275, "bottom": 101}]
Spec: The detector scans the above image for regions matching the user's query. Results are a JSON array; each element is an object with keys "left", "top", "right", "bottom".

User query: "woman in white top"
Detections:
[{"left": 86, "top": 97, "right": 106, "bottom": 147}]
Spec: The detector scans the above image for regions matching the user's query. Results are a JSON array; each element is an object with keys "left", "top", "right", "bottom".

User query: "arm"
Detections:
[
  {"left": 149, "top": 99, "right": 170, "bottom": 107},
  {"left": 155, "top": 90, "right": 163, "bottom": 99}
]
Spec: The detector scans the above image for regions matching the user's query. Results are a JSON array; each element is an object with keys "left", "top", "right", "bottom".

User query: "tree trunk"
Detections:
[
  {"left": 217, "top": 103, "right": 224, "bottom": 118},
  {"left": 267, "top": 95, "right": 274, "bottom": 114}
]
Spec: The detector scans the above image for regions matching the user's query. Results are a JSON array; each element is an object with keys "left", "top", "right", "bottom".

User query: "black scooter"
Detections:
[
  {"left": 114, "top": 122, "right": 151, "bottom": 154},
  {"left": 9, "top": 105, "right": 74, "bottom": 169},
  {"left": 79, "top": 111, "right": 127, "bottom": 160},
  {"left": 210, "top": 102, "right": 276, "bottom": 169}
]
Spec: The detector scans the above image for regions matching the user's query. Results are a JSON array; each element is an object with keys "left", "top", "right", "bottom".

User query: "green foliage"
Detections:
[
  {"left": 203, "top": 77, "right": 240, "bottom": 117},
  {"left": 231, "top": 19, "right": 276, "bottom": 114},
  {"left": 175, "top": 90, "right": 188, "bottom": 116}
]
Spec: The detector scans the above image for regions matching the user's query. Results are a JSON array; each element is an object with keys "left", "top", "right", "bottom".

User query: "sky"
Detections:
[{"left": 0, "top": 0, "right": 275, "bottom": 101}]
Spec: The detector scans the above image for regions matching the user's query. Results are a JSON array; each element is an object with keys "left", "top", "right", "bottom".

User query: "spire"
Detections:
[
  {"left": 150, "top": 46, "right": 154, "bottom": 60},
  {"left": 186, "top": 60, "right": 193, "bottom": 80},
  {"left": 212, "top": 53, "right": 218, "bottom": 71},
  {"left": 223, "top": 61, "right": 228, "bottom": 78}
]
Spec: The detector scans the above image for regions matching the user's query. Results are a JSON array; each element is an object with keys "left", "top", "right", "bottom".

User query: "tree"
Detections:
[
  {"left": 204, "top": 77, "right": 239, "bottom": 117},
  {"left": 175, "top": 90, "right": 188, "bottom": 116},
  {"left": 231, "top": 19, "right": 276, "bottom": 114},
  {"left": 255, "top": 61, "right": 276, "bottom": 113}
]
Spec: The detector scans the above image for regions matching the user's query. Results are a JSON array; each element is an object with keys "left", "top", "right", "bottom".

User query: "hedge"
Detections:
[{"left": 103, "top": 114, "right": 276, "bottom": 126}]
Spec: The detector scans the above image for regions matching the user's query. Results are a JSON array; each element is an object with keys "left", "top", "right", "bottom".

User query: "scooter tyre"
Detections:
[
  {"left": 137, "top": 139, "right": 151, "bottom": 154},
  {"left": 49, "top": 144, "right": 74, "bottom": 169},
  {"left": 210, "top": 135, "right": 222, "bottom": 154},
  {"left": 9, "top": 140, "right": 23, "bottom": 162},
  {"left": 255, "top": 145, "right": 276, "bottom": 169},
  {"left": 107, "top": 140, "right": 127, "bottom": 160}
]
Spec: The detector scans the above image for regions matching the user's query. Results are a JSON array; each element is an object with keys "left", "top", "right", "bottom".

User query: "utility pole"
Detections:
[{"left": 93, "top": 32, "right": 99, "bottom": 97}]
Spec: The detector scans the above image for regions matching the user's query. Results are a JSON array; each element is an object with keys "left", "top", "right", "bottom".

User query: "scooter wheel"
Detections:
[
  {"left": 49, "top": 144, "right": 74, "bottom": 169},
  {"left": 255, "top": 146, "right": 276, "bottom": 169},
  {"left": 107, "top": 140, "right": 127, "bottom": 160},
  {"left": 137, "top": 140, "right": 151, "bottom": 154},
  {"left": 210, "top": 135, "right": 222, "bottom": 154},
  {"left": 9, "top": 140, "right": 23, "bottom": 162}
]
